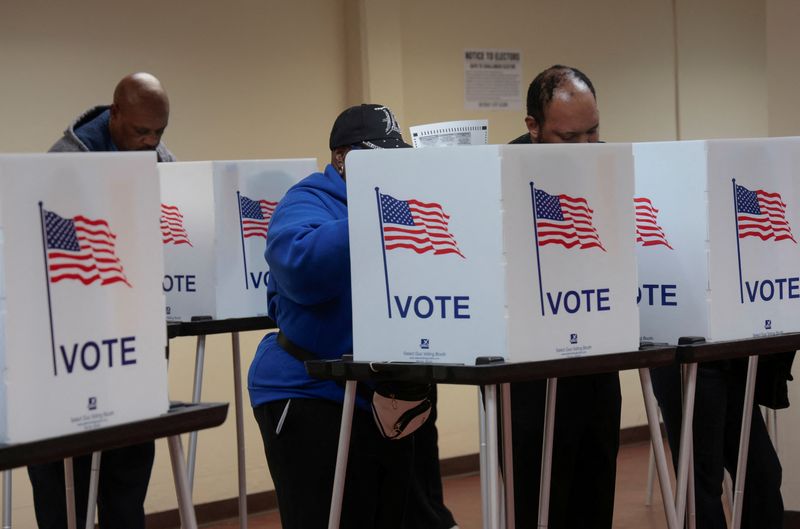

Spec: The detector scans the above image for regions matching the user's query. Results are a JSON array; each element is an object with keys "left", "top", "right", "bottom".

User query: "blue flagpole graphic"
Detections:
[
  {"left": 236, "top": 191, "right": 250, "bottom": 290},
  {"left": 529, "top": 183, "right": 546, "bottom": 316},
  {"left": 38, "top": 202, "right": 58, "bottom": 376},
  {"left": 732, "top": 179, "right": 745, "bottom": 304},
  {"left": 375, "top": 187, "right": 393, "bottom": 318}
]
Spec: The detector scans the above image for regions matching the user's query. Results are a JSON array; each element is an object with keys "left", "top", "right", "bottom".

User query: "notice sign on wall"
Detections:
[{"left": 464, "top": 49, "right": 522, "bottom": 110}]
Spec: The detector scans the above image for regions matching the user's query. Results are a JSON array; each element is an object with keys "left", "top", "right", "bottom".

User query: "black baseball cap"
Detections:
[{"left": 329, "top": 104, "right": 411, "bottom": 150}]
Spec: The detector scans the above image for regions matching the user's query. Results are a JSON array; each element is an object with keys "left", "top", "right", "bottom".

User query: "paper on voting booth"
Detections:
[
  {"left": 409, "top": 120, "right": 489, "bottom": 148},
  {"left": 159, "top": 159, "right": 317, "bottom": 321},
  {"left": 635, "top": 138, "right": 800, "bottom": 344},
  {"left": 0, "top": 152, "right": 168, "bottom": 443},
  {"left": 346, "top": 144, "right": 639, "bottom": 364}
]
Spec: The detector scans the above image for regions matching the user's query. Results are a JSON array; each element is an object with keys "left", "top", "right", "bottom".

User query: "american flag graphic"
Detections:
[
  {"left": 534, "top": 188, "right": 605, "bottom": 251},
  {"left": 43, "top": 209, "right": 131, "bottom": 287},
  {"left": 634, "top": 197, "right": 673, "bottom": 249},
  {"left": 735, "top": 184, "right": 796, "bottom": 243},
  {"left": 379, "top": 192, "right": 464, "bottom": 257},
  {"left": 239, "top": 194, "right": 277, "bottom": 239},
  {"left": 160, "top": 203, "right": 192, "bottom": 246}
]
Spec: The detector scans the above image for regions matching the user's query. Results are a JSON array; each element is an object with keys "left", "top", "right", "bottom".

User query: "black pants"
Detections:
[
  {"left": 27, "top": 442, "right": 155, "bottom": 529},
  {"left": 402, "top": 385, "right": 457, "bottom": 529},
  {"left": 254, "top": 397, "right": 413, "bottom": 529},
  {"left": 510, "top": 373, "right": 621, "bottom": 529},
  {"left": 651, "top": 364, "right": 784, "bottom": 529}
]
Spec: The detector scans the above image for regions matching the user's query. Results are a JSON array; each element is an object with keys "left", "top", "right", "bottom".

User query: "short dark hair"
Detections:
[{"left": 526, "top": 65, "right": 596, "bottom": 125}]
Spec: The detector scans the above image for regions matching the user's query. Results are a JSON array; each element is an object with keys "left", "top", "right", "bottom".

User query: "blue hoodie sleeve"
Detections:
[{"left": 265, "top": 185, "right": 350, "bottom": 306}]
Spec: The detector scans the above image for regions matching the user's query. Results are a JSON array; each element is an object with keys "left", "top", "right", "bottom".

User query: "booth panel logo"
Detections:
[
  {"left": 530, "top": 183, "right": 611, "bottom": 319},
  {"left": 237, "top": 191, "right": 276, "bottom": 290},
  {"left": 732, "top": 181, "right": 798, "bottom": 306},
  {"left": 375, "top": 188, "right": 469, "bottom": 321},
  {"left": 374, "top": 188, "right": 469, "bottom": 360},
  {"left": 39, "top": 203, "right": 140, "bottom": 379}
]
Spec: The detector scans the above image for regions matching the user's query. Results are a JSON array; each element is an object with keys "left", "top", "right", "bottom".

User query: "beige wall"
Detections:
[
  {"left": 676, "top": 0, "right": 768, "bottom": 139},
  {"left": 767, "top": 0, "right": 800, "bottom": 137},
  {"left": 3, "top": 0, "right": 793, "bottom": 523},
  {"left": 396, "top": 0, "right": 679, "bottom": 144},
  {"left": 0, "top": 0, "right": 346, "bottom": 165}
]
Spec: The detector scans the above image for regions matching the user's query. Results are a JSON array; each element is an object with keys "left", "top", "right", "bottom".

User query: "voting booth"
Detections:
[
  {"left": 159, "top": 159, "right": 316, "bottom": 321},
  {"left": 0, "top": 153, "right": 168, "bottom": 443},
  {"left": 635, "top": 138, "right": 800, "bottom": 344},
  {"left": 347, "top": 144, "right": 639, "bottom": 364}
]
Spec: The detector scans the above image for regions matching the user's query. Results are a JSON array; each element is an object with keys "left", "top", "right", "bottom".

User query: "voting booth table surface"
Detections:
[
  {"left": 166, "top": 316, "right": 277, "bottom": 529},
  {"left": 306, "top": 347, "right": 677, "bottom": 529},
  {"left": 0, "top": 402, "right": 228, "bottom": 529},
  {"left": 167, "top": 316, "right": 276, "bottom": 340}
]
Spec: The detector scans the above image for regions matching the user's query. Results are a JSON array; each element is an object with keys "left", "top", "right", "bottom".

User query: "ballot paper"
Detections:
[{"left": 409, "top": 120, "right": 489, "bottom": 148}]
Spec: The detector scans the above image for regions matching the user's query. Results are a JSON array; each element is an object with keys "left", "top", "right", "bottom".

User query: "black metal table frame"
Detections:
[
  {"left": 0, "top": 402, "right": 228, "bottom": 529},
  {"left": 306, "top": 345, "right": 680, "bottom": 529}
]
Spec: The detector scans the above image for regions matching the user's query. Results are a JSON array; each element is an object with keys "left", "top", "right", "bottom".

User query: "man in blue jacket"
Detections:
[
  {"left": 248, "top": 104, "right": 417, "bottom": 529},
  {"left": 49, "top": 72, "right": 174, "bottom": 161},
  {"left": 28, "top": 72, "right": 173, "bottom": 529}
]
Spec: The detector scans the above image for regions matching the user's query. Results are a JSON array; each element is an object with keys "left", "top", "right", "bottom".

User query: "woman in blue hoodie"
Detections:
[{"left": 248, "top": 104, "right": 416, "bottom": 529}]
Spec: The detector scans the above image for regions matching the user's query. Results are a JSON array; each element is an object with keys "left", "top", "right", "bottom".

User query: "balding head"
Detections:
[
  {"left": 109, "top": 72, "right": 170, "bottom": 151},
  {"left": 524, "top": 65, "right": 599, "bottom": 144}
]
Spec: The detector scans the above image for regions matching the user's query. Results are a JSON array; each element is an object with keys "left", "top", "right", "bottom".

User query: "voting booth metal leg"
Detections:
[
  {"left": 64, "top": 458, "right": 77, "bottom": 529},
  {"left": 687, "top": 448, "right": 697, "bottom": 529},
  {"left": 731, "top": 355, "right": 759, "bottom": 529},
  {"left": 683, "top": 365, "right": 697, "bottom": 529},
  {"left": 2, "top": 470, "right": 11, "bottom": 529},
  {"left": 478, "top": 390, "right": 490, "bottom": 529},
  {"left": 675, "top": 363, "right": 697, "bottom": 525},
  {"left": 328, "top": 380, "right": 357, "bottom": 529},
  {"left": 501, "top": 383, "right": 515, "bottom": 529},
  {"left": 772, "top": 409, "right": 778, "bottom": 452},
  {"left": 766, "top": 408, "right": 778, "bottom": 453},
  {"left": 644, "top": 407, "right": 663, "bottom": 507},
  {"left": 231, "top": 332, "right": 248, "bottom": 529},
  {"left": 483, "top": 384, "right": 501, "bottom": 529},
  {"left": 168, "top": 434, "right": 199, "bottom": 529},
  {"left": 187, "top": 334, "right": 207, "bottom": 491},
  {"left": 639, "top": 368, "right": 680, "bottom": 529},
  {"left": 85, "top": 451, "right": 101, "bottom": 529},
  {"left": 645, "top": 442, "right": 655, "bottom": 506},
  {"left": 537, "top": 378, "right": 557, "bottom": 529}
]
